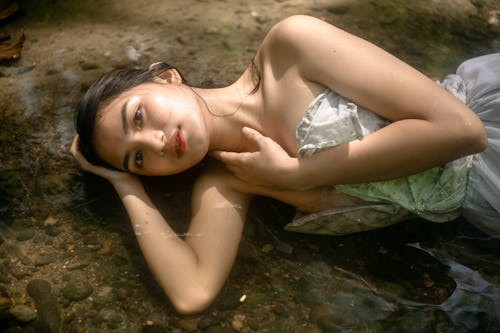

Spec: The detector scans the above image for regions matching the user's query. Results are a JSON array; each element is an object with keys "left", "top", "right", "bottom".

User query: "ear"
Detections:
[{"left": 150, "top": 66, "right": 183, "bottom": 85}]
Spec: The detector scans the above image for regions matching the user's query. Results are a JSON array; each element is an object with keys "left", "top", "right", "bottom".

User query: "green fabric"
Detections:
[{"left": 336, "top": 156, "right": 472, "bottom": 222}]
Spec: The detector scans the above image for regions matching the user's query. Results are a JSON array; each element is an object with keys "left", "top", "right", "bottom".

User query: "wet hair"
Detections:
[{"left": 75, "top": 62, "right": 185, "bottom": 166}]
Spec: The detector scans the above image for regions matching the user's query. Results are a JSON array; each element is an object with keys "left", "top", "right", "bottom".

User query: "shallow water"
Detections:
[{"left": 1, "top": 0, "right": 499, "bottom": 332}]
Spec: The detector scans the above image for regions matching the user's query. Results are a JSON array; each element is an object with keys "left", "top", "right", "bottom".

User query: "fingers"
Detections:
[
  {"left": 242, "top": 127, "right": 266, "bottom": 147},
  {"left": 70, "top": 134, "right": 79, "bottom": 156}
]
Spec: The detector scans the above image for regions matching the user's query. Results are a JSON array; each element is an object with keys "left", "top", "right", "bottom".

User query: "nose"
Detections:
[{"left": 134, "top": 130, "right": 165, "bottom": 155}]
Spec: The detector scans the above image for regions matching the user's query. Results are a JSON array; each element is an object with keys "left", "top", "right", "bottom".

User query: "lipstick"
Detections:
[{"left": 175, "top": 129, "right": 185, "bottom": 158}]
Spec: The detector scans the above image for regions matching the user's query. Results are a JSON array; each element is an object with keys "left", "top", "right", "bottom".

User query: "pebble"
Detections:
[
  {"left": 97, "top": 240, "right": 112, "bottom": 254},
  {"left": 98, "top": 307, "right": 124, "bottom": 329},
  {"left": 205, "top": 326, "right": 237, "bottom": 333},
  {"left": 92, "top": 286, "right": 114, "bottom": 310},
  {"left": 0, "top": 273, "right": 10, "bottom": 284},
  {"left": 43, "top": 217, "right": 58, "bottom": 227},
  {"left": 175, "top": 317, "right": 199, "bottom": 332},
  {"left": 9, "top": 304, "right": 37, "bottom": 323},
  {"left": 16, "top": 229, "right": 35, "bottom": 241},
  {"left": 45, "top": 225, "right": 62, "bottom": 237},
  {"left": 34, "top": 253, "right": 56, "bottom": 267},
  {"left": 231, "top": 314, "right": 245, "bottom": 331},
  {"left": 142, "top": 323, "right": 167, "bottom": 333},
  {"left": 10, "top": 267, "right": 32, "bottom": 280},
  {"left": 0, "top": 297, "right": 12, "bottom": 311},
  {"left": 15, "top": 65, "right": 36, "bottom": 76},
  {"left": 198, "top": 314, "right": 220, "bottom": 330},
  {"left": 272, "top": 303, "right": 290, "bottom": 317},
  {"left": 62, "top": 281, "right": 93, "bottom": 302},
  {"left": 66, "top": 261, "right": 90, "bottom": 270},
  {"left": 237, "top": 241, "right": 259, "bottom": 261}
]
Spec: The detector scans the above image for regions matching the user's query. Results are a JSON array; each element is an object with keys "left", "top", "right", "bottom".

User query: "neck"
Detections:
[{"left": 192, "top": 75, "right": 261, "bottom": 152}]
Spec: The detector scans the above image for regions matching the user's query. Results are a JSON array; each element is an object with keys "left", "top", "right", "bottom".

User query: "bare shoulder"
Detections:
[
  {"left": 260, "top": 15, "right": 339, "bottom": 56},
  {"left": 265, "top": 15, "right": 331, "bottom": 43},
  {"left": 256, "top": 15, "right": 354, "bottom": 85}
]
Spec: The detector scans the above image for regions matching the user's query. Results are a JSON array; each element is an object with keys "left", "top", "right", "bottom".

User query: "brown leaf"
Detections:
[{"left": 0, "top": 31, "right": 24, "bottom": 64}]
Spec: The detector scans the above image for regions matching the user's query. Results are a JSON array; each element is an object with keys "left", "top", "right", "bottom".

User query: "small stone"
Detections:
[
  {"left": 198, "top": 314, "right": 220, "bottom": 330},
  {"left": 45, "top": 226, "right": 61, "bottom": 237},
  {"left": 142, "top": 323, "right": 167, "bottom": 333},
  {"left": 98, "top": 307, "right": 123, "bottom": 329},
  {"left": 423, "top": 273, "right": 435, "bottom": 288},
  {"left": 35, "top": 253, "right": 55, "bottom": 267},
  {"left": 62, "top": 281, "right": 93, "bottom": 301},
  {"left": 67, "top": 261, "right": 89, "bottom": 270},
  {"left": 205, "top": 326, "right": 237, "bottom": 333},
  {"left": 83, "top": 235, "right": 100, "bottom": 246},
  {"left": 16, "top": 229, "right": 35, "bottom": 241},
  {"left": 10, "top": 267, "right": 31, "bottom": 280},
  {"left": 43, "top": 217, "right": 58, "bottom": 227},
  {"left": 272, "top": 304, "right": 289, "bottom": 317},
  {"left": 0, "top": 297, "right": 12, "bottom": 311},
  {"left": 97, "top": 240, "right": 112, "bottom": 254},
  {"left": 231, "top": 314, "right": 245, "bottom": 331},
  {"left": 176, "top": 317, "right": 200, "bottom": 332},
  {"left": 15, "top": 65, "right": 36, "bottom": 76},
  {"left": 261, "top": 243, "right": 273, "bottom": 253},
  {"left": 9, "top": 304, "right": 37, "bottom": 323},
  {"left": 0, "top": 273, "right": 10, "bottom": 284},
  {"left": 237, "top": 241, "right": 259, "bottom": 260}
]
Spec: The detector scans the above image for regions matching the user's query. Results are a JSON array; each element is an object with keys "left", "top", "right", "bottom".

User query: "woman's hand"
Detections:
[
  {"left": 211, "top": 127, "right": 304, "bottom": 190},
  {"left": 70, "top": 135, "right": 139, "bottom": 187}
]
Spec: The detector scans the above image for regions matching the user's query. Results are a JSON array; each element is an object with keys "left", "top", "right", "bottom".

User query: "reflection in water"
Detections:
[
  {"left": 289, "top": 241, "right": 499, "bottom": 332},
  {"left": 415, "top": 244, "right": 500, "bottom": 332}
]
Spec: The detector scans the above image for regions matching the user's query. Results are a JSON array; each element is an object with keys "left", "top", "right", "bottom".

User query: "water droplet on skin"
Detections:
[{"left": 134, "top": 224, "right": 142, "bottom": 236}]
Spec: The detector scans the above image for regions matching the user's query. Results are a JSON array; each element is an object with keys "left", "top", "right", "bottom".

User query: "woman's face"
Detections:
[{"left": 93, "top": 81, "right": 209, "bottom": 176}]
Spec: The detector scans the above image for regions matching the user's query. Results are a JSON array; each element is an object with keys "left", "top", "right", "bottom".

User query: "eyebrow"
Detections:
[{"left": 121, "top": 102, "right": 130, "bottom": 172}]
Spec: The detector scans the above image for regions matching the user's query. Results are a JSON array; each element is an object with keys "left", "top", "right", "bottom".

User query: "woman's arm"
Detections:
[
  {"left": 71, "top": 136, "right": 249, "bottom": 314},
  {"left": 113, "top": 171, "right": 249, "bottom": 314},
  {"left": 215, "top": 15, "right": 487, "bottom": 190}
]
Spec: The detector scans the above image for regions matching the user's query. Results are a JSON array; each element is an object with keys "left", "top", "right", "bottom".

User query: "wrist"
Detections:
[{"left": 110, "top": 176, "right": 142, "bottom": 194}]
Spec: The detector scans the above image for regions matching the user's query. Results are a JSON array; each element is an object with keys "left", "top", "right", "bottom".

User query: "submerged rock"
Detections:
[
  {"left": 26, "top": 279, "right": 62, "bottom": 333},
  {"left": 62, "top": 281, "right": 93, "bottom": 302},
  {"left": 9, "top": 304, "right": 37, "bottom": 323}
]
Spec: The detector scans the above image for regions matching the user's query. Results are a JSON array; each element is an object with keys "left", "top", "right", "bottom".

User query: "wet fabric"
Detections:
[
  {"left": 459, "top": 54, "right": 500, "bottom": 238},
  {"left": 286, "top": 55, "right": 500, "bottom": 235}
]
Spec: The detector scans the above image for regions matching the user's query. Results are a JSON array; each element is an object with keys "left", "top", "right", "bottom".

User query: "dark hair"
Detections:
[{"left": 75, "top": 62, "right": 184, "bottom": 166}]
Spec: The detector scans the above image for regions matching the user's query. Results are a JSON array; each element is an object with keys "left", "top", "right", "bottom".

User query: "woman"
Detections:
[{"left": 71, "top": 15, "right": 497, "bottom": 313}]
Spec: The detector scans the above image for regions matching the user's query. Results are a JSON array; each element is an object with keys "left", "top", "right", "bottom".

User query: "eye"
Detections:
[
  {"left": 134, "top": 108, "right": 142, "bottom": 126},
  {"left": 135, "top": 151, "right": 143, "bottom": 169}
]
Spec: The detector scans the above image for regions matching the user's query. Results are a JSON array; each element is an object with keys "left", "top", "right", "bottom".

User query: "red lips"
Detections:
[{"left": 173, "top": 129, "right": 185, "bottom": 158}]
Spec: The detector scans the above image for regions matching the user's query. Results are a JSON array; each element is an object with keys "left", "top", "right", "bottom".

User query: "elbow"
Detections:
[
  {"left": 169, "top": 287, "right": 215, "bottom": 315},
  {"left": 462, "top": 120, "right": 487, "bottom": 155}
]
